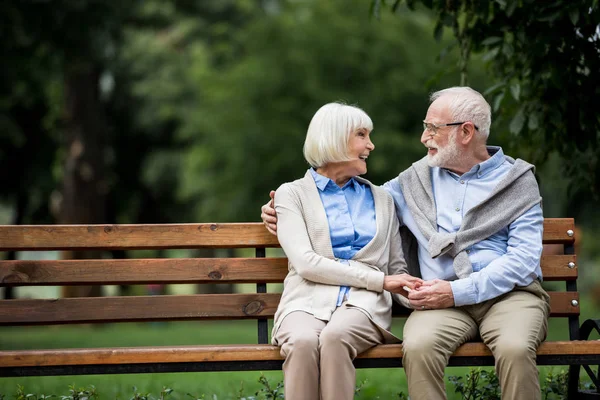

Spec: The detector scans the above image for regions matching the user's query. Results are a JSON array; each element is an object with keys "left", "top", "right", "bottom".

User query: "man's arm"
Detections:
[
  {"left": 409, "top": 204, "right": 543, "bottom": 309},
  {"left": 448, "top": 203, "right": 543, "bottom": 306},
  {"left": 261, "top": 190, "right": 277, "bottom": 235}
]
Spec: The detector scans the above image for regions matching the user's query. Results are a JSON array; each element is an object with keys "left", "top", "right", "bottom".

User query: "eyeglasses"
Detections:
[{"left": 422, "top": 121, "right": 480, "bottom": 135}]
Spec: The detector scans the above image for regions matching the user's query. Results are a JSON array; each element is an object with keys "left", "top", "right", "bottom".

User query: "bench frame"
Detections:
[{"left": 1, "top": 219, "right": 599, "bottom": 399}]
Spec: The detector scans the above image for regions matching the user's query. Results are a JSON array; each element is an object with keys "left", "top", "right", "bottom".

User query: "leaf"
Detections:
[
  {"left": 483, "top": 82, "right": 505, "bottom": 96},
  {"left": 509, "top": 107, "right": 526, "bottom": 135},
  {"left": 506, "top": 1, "right": 517, "bottom": 17},
  {"left": 482, "top": 46, "right": 500, "bottom": 62},
  {"left": 528, "top": 112, "right": 539, "bottom": 130},
  {"left": 369, "top": 0, "right": 382, "bottom": 20},
  {"left": 494, "top": 0, "right": 507, "bottom": 8},
  {"left": 569, "top": 8, "right": 579, "bottom": 25},
  {"left": 392, "top": 0, "right": 402, "bottom": 13},
  {"left": 510, "top": 83, "right": 520, "bottom": 101},
  {"left": 434, "top": 20, "right": 444, "bottom": 42},
  {"left": 481, "top": 36, "right": 502, "bottom": 46}
]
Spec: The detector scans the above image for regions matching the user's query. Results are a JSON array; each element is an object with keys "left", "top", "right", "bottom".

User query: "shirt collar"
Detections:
[
  {"left": 442, "top": 146, "right": 504, "bottom": 179},
  {"left": 472, "top": 146, "right": 504, "bottom": 177},
  {"left": 309, "top": 168, "right": 361, "bottom": 192}
]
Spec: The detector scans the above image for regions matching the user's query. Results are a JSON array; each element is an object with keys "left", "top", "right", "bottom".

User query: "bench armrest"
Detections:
[{"left": 579, "top": 319, "right": 600, "bottom": 341}]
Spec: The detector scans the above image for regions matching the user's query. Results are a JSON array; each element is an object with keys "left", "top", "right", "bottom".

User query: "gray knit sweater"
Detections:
[{"left": 398, "top": 151, "right": 542, "bottom": 279}]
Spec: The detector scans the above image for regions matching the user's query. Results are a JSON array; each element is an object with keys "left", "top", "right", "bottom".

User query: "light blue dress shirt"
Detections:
[
  {"left": 383, "top": 147, "right": 543, "bottom": 306},
  {"left": 309, "top": 168, "right": 376, "bottom": 306}
]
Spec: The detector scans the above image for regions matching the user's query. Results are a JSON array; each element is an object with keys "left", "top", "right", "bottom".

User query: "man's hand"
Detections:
[
  {"left": 383, "top": 274, "right": 423, "bottom": 298},
  {"left": 260, "top": 190, "right": 277, "bottom": 235},
  {"left": 408, "top": 279, "right": 455, "bottom": 310}
]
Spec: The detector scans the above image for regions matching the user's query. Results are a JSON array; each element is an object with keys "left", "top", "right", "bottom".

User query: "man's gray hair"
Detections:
[{"left": 430, "top": 87, "right": 492, "bottom": 138}]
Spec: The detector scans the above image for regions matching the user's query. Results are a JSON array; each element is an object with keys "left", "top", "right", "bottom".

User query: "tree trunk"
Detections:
[{"left": 59, "top": 61, "right": 108, "bottom": 298}]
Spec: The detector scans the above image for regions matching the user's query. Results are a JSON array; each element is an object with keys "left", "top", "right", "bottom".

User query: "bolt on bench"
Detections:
[{"left": 0, "top": 219, "right": 599, "bottom": 399}]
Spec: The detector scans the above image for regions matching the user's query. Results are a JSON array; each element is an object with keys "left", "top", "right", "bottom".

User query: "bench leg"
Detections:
[{"left": 568, "top": 319, "right": 600, "bottom": 400}]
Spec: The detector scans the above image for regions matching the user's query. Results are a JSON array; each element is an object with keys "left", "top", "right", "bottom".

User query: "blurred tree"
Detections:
[
  {"left": 177, "top": 0, "right": 489, "bottom": 222},
  {"left": 372, "top": 0, "right": 600, "bottom": 203}
]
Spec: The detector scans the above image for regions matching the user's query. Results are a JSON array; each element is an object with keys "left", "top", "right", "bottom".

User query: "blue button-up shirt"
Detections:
[
  {"left": 383, "top": 147, "right": 543, "bottom": 306},
  {"left": 310, "top": 169, "right": 376, "bottom": 306}
]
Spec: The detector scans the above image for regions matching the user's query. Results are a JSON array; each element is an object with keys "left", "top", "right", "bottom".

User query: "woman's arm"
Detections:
[
  {"left": 275, "top": 185, "right": 385, "bottom": 292},
  {"left": 384, "top": 208, "right": 421, "bottom": 308}
]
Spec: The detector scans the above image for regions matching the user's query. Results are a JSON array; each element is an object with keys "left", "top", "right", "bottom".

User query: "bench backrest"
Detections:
[{"left": 0, "top": 218, "right": 579, "bottom": 343}]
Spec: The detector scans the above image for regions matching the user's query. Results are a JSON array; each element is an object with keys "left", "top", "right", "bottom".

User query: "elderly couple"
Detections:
[{"left": 259, "top": 86, "right": 550, "bottom": 400}]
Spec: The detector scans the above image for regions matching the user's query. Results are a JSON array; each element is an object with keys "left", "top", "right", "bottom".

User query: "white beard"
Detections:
[{"left": 426, "top": 133, "right": 461, "bottom": 168}]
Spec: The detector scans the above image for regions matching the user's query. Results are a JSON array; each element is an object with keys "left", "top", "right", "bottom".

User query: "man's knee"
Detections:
[
  {"left": 403, "top": 329, "right": 445, "bottom": 356},
  {"left": 494, "top": 339, "right": 537, "bottom": 364}
]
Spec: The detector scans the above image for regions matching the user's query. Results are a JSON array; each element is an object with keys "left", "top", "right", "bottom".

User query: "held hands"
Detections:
[
  {"left": 261, "top": 190, "right": 277, "bottom": 235},
  {"left": 383, "top": 274, "right": 423, "bottom": 298},
  {"left": 407, "top": 279, "right": 455, "bottom": 310}
]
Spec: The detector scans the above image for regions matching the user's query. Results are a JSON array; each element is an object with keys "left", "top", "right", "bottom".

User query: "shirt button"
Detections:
[
  {"left": 460, "top": 180, "right": 465, "bottom": 184},
  {"left": 466, "top": 250, "right": 471, "bottom": 254},
  {"left": 455, "top": 207, "right": 460, "bottom": 212}
]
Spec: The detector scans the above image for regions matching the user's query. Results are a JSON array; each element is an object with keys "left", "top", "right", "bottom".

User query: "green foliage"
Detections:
[
  {"left": 542, "top": 369, "right": 568, "bottom": 400},
  {"left": 373, "top": 0, "right": 600, "bottom": 203},
  {"left": 60, "top": 385, "right": 97, "bottom": 400},
  {"left": 448, "top": 368, "right": 500, "bottom": 400}
]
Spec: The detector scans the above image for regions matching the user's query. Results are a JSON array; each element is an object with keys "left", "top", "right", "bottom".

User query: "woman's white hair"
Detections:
[
  {"left": 303, "top": 102, "right": 373, "bottom": 168},
  {"left": 430, "top": 87, "right": 492, "bottom": 138}
]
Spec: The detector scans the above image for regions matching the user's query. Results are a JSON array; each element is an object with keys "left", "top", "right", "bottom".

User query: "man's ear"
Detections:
[{"left": 461, "top": 123, "right": 476, "bottom": 144}]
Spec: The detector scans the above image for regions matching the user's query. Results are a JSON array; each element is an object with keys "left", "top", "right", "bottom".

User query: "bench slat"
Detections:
[
  {"left": 0, "top": 292, "right": 578, "bottom": 325},
  {"left": 2, "top": 340, "right": 598, "bottom": 368},
  {"left": 0, "top": 223, "right": 280, "bottom": 251},
  {"left": 0, "top": 294, "right": 282, "bottom": 325},
  {"left": 542, "top": 218, "right": 575, "bottom": 244},
  {"left": 539, "top": 255, "right": 578, "bottom": 281},
  {"left": 0, "top": 258, "right": 289, "bottom": 286},
  {"left": 0, "top": 255, "right": 576, "bottom": 286},
  {"left": 0, "top": 219, "right": 573, "bottom": 251}
]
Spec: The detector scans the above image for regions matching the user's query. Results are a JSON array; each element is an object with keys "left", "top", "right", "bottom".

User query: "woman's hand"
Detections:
[{"left": 383, "top": 274, "right": 423, "bottom": 297}]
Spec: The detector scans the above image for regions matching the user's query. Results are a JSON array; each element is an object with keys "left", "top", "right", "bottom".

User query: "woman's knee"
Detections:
[
  {"left": 319, "top": 325, "right": 354, "bottom": 354},
  {"left": 286, "top": 330, "right": 320, "bottom": 353}
]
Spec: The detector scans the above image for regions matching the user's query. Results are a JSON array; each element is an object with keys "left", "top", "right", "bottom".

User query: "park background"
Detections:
[{"left": 1, "top": 0, "right": 599, "bottom": 398}]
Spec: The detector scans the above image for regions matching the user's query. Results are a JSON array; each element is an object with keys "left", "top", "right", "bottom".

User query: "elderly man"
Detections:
[{"left": 261, "top": 86, "right": 550, "bottom": 400}]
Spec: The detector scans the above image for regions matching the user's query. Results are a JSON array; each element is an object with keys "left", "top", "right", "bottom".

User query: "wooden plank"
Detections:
[
  {"left": 0, "top": 258, "right": 289, "bottom": 286},
  {"left": 0, "top": 219, "right": 573, "bottom": 251},
  {"left": 542, "top": 218, "right": 575, "bottom": 244},
  {"left": 0, "top": 294, "right": 281, "bottom": 325},
  {"left": 2, "top": 340, "right": 599, "bottom": 367},
  {"left": 0, "top": 223, "right": 280, "bottom": 251},
  {"left": 0, "top": 291, "right": 577, "bottom": 326},
  {"left": 391, "top": 292, "right": 578, "bottom": 318},
  {"left": 548, "top": 292, "right": 579, "bottom": 317},
  {"left": 0, "top": 255, "right": 574, "bottom": 287},
  {"left": 540, "top": 255, "right": 577, "bottom": 280}
]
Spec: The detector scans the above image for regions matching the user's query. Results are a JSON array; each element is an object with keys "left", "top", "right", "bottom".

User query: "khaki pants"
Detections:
[
  {"left": 402, "top": 283, "right": 550, "bottom": 400},
  {"left": 274, "top": 304, "right": 384, "bottom": 400}
]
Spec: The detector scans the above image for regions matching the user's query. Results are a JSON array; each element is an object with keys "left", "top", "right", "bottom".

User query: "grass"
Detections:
[{"left": 1, "top": 294, "right": 598, "bottom": 399}]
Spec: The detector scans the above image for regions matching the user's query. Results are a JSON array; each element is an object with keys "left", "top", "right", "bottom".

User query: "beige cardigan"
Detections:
[{"left": 272, "top": 170, "right": 410, "bottom": 345}]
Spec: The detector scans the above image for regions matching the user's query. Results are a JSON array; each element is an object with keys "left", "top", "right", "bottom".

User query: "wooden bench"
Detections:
[{"left": 1, "top": 218, "right": 599, "bottom": 398}]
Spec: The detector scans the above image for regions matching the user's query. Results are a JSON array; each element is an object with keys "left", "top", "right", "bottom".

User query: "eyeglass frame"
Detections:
[{"left": 422, "top": 121, "right": 480, "bottom": 136}]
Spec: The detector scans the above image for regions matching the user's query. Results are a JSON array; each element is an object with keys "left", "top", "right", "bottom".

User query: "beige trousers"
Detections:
[
  {"left": 274, "top": 304, "right": 384, "bottom": 400},
  {"left": 402, "top": 283, "right": 550, "bottom": 400}
]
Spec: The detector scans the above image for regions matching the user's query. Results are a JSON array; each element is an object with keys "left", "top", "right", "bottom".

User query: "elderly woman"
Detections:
[{"left": 271, "top": 102, "right": 421, "bottom": 400}]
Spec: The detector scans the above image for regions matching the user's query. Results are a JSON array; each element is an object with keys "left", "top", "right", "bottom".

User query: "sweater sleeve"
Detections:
[
  {"left": 275, "top": 184, "right": 384, "bottom": 292},
  {"left": 450, "top": 203, "right": 543, "bottom": 306}
]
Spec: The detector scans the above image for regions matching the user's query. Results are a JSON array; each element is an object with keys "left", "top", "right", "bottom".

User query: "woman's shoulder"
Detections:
[{"left": 275, "top": 174, "right": 313, "bottom": 201}]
